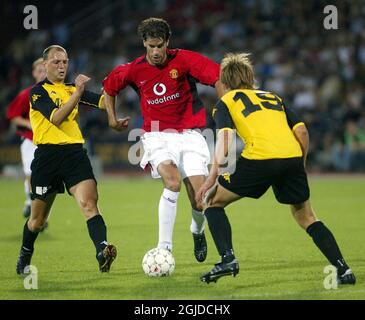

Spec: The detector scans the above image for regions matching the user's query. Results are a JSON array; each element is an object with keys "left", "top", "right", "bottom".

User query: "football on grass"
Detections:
[{"left": 142, "top": 248, "right": 175, "bottom": 277}]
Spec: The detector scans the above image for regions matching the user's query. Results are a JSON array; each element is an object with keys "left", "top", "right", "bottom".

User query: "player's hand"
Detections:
[
  {"left": 75, "top": 74, "right": 91, "bottom": 92},
  {"left": 109, "top": 117, "right": 130, "bottom": 132},
  {"left": 196, "top": 174, "right": 217, "bottom": 205}
]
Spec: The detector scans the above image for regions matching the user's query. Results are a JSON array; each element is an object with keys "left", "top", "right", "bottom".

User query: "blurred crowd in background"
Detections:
[{"left": 1, "top": 0, "right": 365, "bottom": 172}]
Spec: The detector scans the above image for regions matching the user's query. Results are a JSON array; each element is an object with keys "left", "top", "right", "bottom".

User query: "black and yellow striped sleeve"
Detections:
[
  {"left": 283, "top": 103, "right": 304, "bottom": 130},
  {"left": 79, "top": 90, "right": 104, "bottom": 108},
  {"left": 213, "top": 100, "right": 234, "bottom": 132},
  {"left": 30, "top": 85, "right": 58, "bottom": 120}
]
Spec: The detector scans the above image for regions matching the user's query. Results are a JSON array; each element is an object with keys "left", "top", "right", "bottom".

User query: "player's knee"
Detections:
[
  {"left": 208, "top": 197, "right": 226, "bottom": 208},
  {"left": 164, "top": 178, "right": 181, "bottom": 192},
  {"left": 78, "top": 197, "right": 98, "bottom": 215},
  {"left": 28, "top": 218, "right": 45, "bottom": 232},
  {"left": 292, "top": 203, "right": 317, "bottom": 229}
]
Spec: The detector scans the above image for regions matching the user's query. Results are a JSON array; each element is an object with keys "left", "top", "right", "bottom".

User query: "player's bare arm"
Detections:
[
  {"left": 50, "top": 74, "right": 90, "bottom": 126},
  {"left": 103, "top": 91, "right": 130, "bottom": 132},
  {"left": 196, "top": 128, "right": 234, "bottom": 204},
  {"left": 293, "top": 124, "right": 309, "bottom": 167},
  {"left": 10, "top": 117, "right": 32, "bottom": 130}
]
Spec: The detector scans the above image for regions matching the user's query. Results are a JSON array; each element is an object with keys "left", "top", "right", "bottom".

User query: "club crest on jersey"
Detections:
[
  {"left": 32, "top": 94, "right": 41, "bottom": 103},
  {"left": 222, "top": 172, "right": 231, "bottom": 183},
  {"left": 169, "top": 69, "right": 178, "bottom": 79},
  {"left": 65, "top": 88, "right": 74, "bottom": 96}
]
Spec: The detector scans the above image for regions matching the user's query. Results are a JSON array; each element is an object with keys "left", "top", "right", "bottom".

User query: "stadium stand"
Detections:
[{"left": 1, "top": 0, "right": 364, "bottom": 172}]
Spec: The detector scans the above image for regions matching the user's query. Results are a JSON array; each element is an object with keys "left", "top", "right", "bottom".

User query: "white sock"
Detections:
[
  {"left": 157, "top": 188, "right": 179, "bottom": 251},
  {"left": 24, "top": 179, "right": 31, "bottom": 206},
  {"left": 190, "top": 208, "right": 205, "bottom": 234}
]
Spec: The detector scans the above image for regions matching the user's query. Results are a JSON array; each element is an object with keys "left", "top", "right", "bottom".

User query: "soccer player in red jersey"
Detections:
[
  {"left": 103, "top": 18, "right": 224, "bottom": 261},
  {"left": 6, "top": 58, "right": 46, "bottom": 218}
]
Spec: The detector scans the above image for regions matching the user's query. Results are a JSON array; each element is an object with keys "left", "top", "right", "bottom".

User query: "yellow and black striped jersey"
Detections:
[
  {"left": 213, "top": 89, "right": 304, "bottom": 160},
  {"left": 29, "top": 78, "right": 104, "bottom": 145}
]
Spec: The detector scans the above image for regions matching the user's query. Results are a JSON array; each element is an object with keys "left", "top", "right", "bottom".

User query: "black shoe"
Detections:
[
  {"left": 201, "top": 258, "right": 239, "bottom": 283},
  {"left": 23, "top": 205, "right": 31, "bottom": 218},
  {"left": 338, "top": 269, "right": 356, "bottom": 285},
  {"left": 192, "top": 232, "right": 207, "bottom": 262},
  {"left": 97, "top": 244, "right": 117, "bottom": 272},
  {"left": 16, "top": 247, "right": 33, "bottom": 275}
]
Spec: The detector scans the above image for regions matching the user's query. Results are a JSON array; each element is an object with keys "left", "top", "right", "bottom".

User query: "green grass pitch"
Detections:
[{"left": 0, "top": 176, "right": 364, "bottom": 300}]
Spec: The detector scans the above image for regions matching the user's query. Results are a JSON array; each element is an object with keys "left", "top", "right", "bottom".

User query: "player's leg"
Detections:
[
  {"left": 157, "top": 160, "right": 182, "bottom": 251},
  {"left": 64, "top": 145, "right": 116, "bottom": 272},
  {"left": 20, "top": 139, "right": 37, "bottom": 218},
  {"left": 16, "top": 143, "right": 60, "bottom": 275},
  {"left": 16, "top": 193, "right": 56, "bottom": 275},
  {"left": 200, "top": 184, "right": 241, "bottom": 283},
  {"left": 22, "top": 177, "right": 31, "bottom": 218},
  {"left": 205, "top": 184, "right": 241, "bottom": 258},
  {"left": 274, "top": 157, "right": 355, "bottom": 285},
  {"left": 180, "top": 131, "right": 212, "bottom": 261},
  {"left": 291, "top": 200, "right": 356, "bottom": 285},
  {"left": 201, "top": 157, "right": 272, "bottom": 283},
  {"left": 69, "top": 178, "right": 116, "bottom": 272},
  {"left": 140, "top": 132, "right": 182, "bottom": 252},
  {"left": 183, "top": 175, "right": 208, "bottom": 262}
]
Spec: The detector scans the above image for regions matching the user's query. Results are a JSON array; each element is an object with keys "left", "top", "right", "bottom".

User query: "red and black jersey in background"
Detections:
[{"left": 6, "top": 86, "right": 33, "bottom": 141}]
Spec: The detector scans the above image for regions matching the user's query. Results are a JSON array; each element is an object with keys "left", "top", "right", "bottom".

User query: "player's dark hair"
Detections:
[
  {"left": 138, "top": 18, "right": 171, "bottom": 42},
  {"left": 43, "top": 45, "right": 67, "bottom": 60}
]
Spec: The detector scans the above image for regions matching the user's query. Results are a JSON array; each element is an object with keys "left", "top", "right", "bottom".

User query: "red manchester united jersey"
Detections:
[
  {"left": 102, "top": 49, "right": 220, "bottom": 132},
  {"left": 6, "top": 86, "right": 33, "bottom": 140}
]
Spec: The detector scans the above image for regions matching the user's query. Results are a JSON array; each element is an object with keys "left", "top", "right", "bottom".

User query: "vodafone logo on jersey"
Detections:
[
  {"left": 147, "top": 82, "right": 180, "bottom": 105},
  {"left": 153, "top": 83, "right": 167, "bottom": 96}
]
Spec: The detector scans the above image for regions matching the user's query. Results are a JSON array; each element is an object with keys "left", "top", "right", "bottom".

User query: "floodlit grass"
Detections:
[{"left": 0, "top": 176, "right": 364, "bottom": 300}]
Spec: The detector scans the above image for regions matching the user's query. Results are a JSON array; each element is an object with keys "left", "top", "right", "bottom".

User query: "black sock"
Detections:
[
  {"left": 22, "top": 220, "right": 39, "bottom": 252},
  {"left": 306, "top": 221, "right": 349, "bottom": 275},
  {"left": 87, "top": 214, "right": 108, "bottom": 254},
  {"left": 204, "top": 207, "right": 234, "bottom": 259}
]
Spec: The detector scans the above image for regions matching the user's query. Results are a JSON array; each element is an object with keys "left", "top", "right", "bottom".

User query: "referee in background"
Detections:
[{"left": 16, "top": 45, "right": 118, "bottom": 275}]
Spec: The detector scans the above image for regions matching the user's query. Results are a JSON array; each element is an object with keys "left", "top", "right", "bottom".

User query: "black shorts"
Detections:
[
  {"left": 218, "top": 156, "right": 310, "bottom": 205},
  {"left": 30, "top": 144, "right": 96, "bottom": 200}
]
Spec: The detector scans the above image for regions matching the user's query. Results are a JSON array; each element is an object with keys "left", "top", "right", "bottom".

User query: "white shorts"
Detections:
[
  {"left": 140, "top": 130, "right": 210, "bottom": 179},
  {"left": 20, "top": 138, "right": 37, "bottom": 176}
]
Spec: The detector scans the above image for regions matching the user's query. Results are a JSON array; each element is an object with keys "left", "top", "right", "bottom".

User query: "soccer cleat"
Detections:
[
  {"left": 97, "top": 244, "right": 117, "bottom": 272},
  {"left": 192, "top": 232, "right": 207, "bottom": 262},
  {"left": 200, "top": 259, "right": 239, "bottom": 284},
  {"left": 23, "top": 205, "right": 31, "bottom": 218},
  {"left": 337, "top": 269, "right": 356, "bottom": 285},
  {"left": 16, "top": 247, "right": 33, "bottom": 275}
]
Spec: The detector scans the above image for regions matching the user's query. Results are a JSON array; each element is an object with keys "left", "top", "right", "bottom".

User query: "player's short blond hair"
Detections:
[
  {"left": 220, "top": 53, "right": 255, "bottom": 90},
  {"left": 32, "top": 58, "right": 44, "bottom": 70}
]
